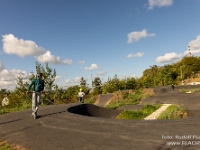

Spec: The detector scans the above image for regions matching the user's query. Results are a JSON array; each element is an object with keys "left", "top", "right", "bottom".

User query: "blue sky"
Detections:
[{"left": 0, "top": 0, "right": 200, "bottom": 90}]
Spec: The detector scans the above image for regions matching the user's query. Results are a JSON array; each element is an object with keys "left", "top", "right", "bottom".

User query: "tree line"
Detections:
[{"left": 1, "top": 56, "right": 200, "bottom": 107}]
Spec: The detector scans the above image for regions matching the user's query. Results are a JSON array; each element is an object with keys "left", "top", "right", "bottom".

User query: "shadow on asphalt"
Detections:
[
  {"left": 68, "top": 104, "right": 122, "bottom": 119},
  {"left": 36, "top": 110, "right": 67, "bottom": 119},
  {"left": 0, "top": 119, "right": 22, "bottom": 125}
]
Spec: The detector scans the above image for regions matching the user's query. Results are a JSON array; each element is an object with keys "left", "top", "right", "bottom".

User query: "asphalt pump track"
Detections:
[{"left": 1, "top": 85, "right": 200, "bottom": 150}]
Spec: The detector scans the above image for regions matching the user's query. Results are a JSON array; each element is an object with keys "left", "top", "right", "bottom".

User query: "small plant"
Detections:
[
  {"left": 157, "top": 105, "right": 187, "bottom": 120},
  {"left": 116, "top": 104, "right": 161, "bottom": 120}
]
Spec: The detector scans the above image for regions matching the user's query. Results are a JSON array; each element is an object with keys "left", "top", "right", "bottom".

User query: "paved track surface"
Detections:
[
  {"left": 1, "top": 85, "right": 200, "bottom": 150},
  {"left": 94, "top": 93, "right": 113, "bottom": 107}
]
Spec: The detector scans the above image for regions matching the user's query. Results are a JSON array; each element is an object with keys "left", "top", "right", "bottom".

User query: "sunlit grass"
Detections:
[
  {"left": 179, "top": 88, "right": 199, "bottom": 93},
  {"left": 157, "top": 105, "right": 187, "bottom": 120},
  {"left": 116, "top": 104, "right": 161, "bottom": 120},
  {"left": 0, "top": 103, "right": 31, "bottom": 115}
]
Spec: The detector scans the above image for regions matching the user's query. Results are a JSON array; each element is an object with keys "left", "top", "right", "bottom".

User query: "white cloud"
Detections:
[
  {"left": 0, "top": 69, "right": 30, "bottom": 89},
  {"left": 184, "top": 35, "right": 200, "bottom": 55},
  {"left": 127, "top": 29, "right": 155, "bottom": 43},
  {"left": 156, "top": 52, "right": 182, "bottom": 63},
  {"left": 37, "top": 51, "right": 72, "bottom": 65},
  {"left": 127, "top": 52, "right": 144, "bottom": 58},
  {"left": 0, "top": 60, "right": 5, "bottom": 72},
  {"left": 78, "top": 60, "right": 85, "bottom": 64},
  {"left": 130, "top": 74, "right": 136, "bottom": 78},
  {"left": 97, "top": 71, "right": 107, "bottom": 76},
  {"left": 148, "top": 0, "right": 173, "bottom": 10},
  {"left": 74, "top": 77, "right": 80, "bottom": 83},
  {"left": 54, "top": 76, "right": 60, "bottom": 82},
  {"left": 85, "top": 63, "right": 99, "bottom": 70},
  {"left": 65, "top": 79, "right": 70, "bottom": 84},
  {"left": 2, "top": 34, "right": 46, "bottom": 57},
  {"left": 2, "top": 34, "right": 72, "bottom": 65}
]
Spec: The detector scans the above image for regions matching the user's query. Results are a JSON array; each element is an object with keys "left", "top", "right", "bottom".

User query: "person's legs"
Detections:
[
  {"left": 79, "top": 97, "right": 84, "bottom": 103},
  {"left": 32, "top": 93, "right": 36, "bottom": 117},
  {"left": 35, "top": 92, "right": 41, "bottom": 116},
  {"left": 32, "top": 92, "right": 40, "bottom": 119}
]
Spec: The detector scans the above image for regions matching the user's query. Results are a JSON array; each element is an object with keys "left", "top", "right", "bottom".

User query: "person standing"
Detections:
[
  {"left": 26, "top": 73, "right": 44, "bottom": 119},
  {"left": 171, "top": 84, "right": 174, "bottom": 90},
  {"left": 78, "top": 89, "right": 85, "bottom": 103}
]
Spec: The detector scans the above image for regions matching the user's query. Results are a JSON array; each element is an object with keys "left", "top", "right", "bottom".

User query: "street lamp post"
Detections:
[{"left": 180, "top": 66, "right": 184, "bottom": 85}]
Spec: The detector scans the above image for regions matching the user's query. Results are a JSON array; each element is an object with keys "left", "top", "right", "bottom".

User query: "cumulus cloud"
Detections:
[
  {"left": 2, "top": 34, "right": 46, "bottom": 57},
  {"left": 74, "top": 77, "right": 81, "bottom": 83},
  {"left": 184, "top": 35, "right": 200, "bottom": 55},
  {"left": 97, "top": 71, "right": 107, "bottom": 76},
  {"left": 65, "top": 79, "right": 70, "bottom": 84},
  {"left": 78, "top": 60, "right": 85, "bottom": 64},
  {"left": 37, "top": 51, "right": 72, "bottom": 65},
  {"left": 148, "top": 0, "right": 173, "bottom": 10},
  {"left": 127, "top": 29, "right": 155, "bottom": 43},
  {"left": 54, "top": 76, "right": 60, "bottom": 82},
  {"left": 156, "top": 52, "right": 182, "bottom": 63},
  {"left": 130, "top": 74, "right": 136, "bottom": 78},
  {"left": 0, "top": 69, "right": 30, "bottom": 89},
  {"left": 85, "top": 63, "right": 99, "bottom": 70},
  {"left": 127, "top": 52, "right": 144, "bottom": 58},
  {"left": 2, "top": 34, "right": 72, "bottom": 65},
  {"left": 0, "top": 60, "right": 5, "bottom": 72}
]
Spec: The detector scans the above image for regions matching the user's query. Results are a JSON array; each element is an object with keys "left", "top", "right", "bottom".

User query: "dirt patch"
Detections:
[
  {"left": 108, "top": 91, "right": 123, "bottom": 103},
  {"left": 142, "top": 88, "right": 154, "bottom": 96}
]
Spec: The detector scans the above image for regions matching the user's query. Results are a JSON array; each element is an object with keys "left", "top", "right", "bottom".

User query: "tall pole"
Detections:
[
  {"left": 180, "top": 66, "right": 184, "bottom": 85},
  {"left": 91, "top": 74, "right": 93, "bottom": 88},
  {"left": 188, "top": 46, "right": 191, "bottom": 57}
]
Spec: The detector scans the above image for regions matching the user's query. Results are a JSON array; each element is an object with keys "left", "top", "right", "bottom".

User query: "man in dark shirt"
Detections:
[{"left": 26, "top": 73, "right": 44, "bottom": 119}]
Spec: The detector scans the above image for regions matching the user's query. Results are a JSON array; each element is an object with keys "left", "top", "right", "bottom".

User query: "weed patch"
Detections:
[
  {"left": 157, "top": 105, "right": 187, "bottom": 119},
  {"left": 116, "top": 104, "right": 161, "bottom": 120}
]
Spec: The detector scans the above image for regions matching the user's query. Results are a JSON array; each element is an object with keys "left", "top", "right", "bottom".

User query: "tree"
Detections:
[
  {"left": 80, "top": 77, "right": 87, "bottom": 87},
  {"left": 92, "top": 77, "right": 102, "bottom": 95}
]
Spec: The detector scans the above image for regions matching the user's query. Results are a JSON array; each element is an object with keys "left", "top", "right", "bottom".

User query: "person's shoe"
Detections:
[{"left": 33, "top": 114, "right": 37, "bottom": 120}]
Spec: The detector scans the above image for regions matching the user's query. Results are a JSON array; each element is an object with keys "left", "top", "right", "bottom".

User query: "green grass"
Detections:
[
  {"left": 0, "top": 103, "right": 31, "bottom": 115},
  {"left": 179, "top": 88, "right": 199, "bottom": 93},
  {"left": 116, "top": 104, "right": 161, "bottom": 120},
  {"left": 84, "top": 98, "right": 95, "bottom": 104},
  {"left": 105, "top": 93, "right": 143, "bottom": 109},
  {"left": 157, "top": 105, "right": 187, "bottom": 120}
]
